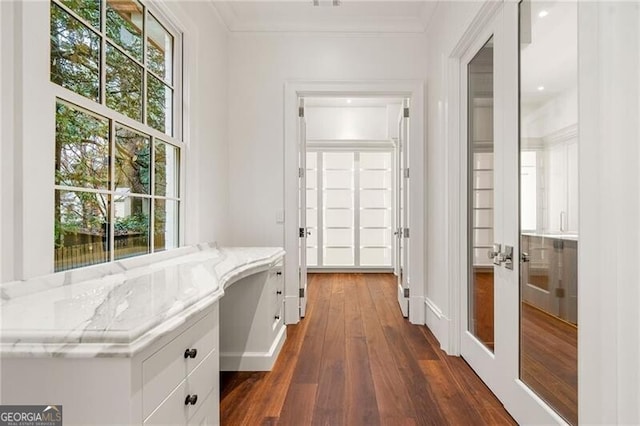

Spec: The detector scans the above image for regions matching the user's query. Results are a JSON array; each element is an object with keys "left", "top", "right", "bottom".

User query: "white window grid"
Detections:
[{"left": 51, "top": 0, "right": 185, "bottom": 266}]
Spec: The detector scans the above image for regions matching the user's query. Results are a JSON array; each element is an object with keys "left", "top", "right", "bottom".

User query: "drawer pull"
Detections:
[
  {"left": 184, "top": 394, "right": 198, "bottom": 406},
  {"left": 276, "top": 271, "right": 282, "bottom": 276},
  {"left": 184, "top": 348, "right": 198, "bottom": 359},
  {"left": 276, "top": 290, "right": 282, "bottom": 295},
  {"left": 274, "top": 315, "right": 280, "bottom": 320}
]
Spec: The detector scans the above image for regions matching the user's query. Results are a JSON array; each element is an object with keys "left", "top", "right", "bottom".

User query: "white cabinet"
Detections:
[
  {"left": 143, "top": 306, "right": 219, "bottom": 425},
  {"left": 1, "top": 304, "right": 220, "bottom": 426},
  {"left": 219, "top": 259, "right": 286, "bottom": 371},
  {"left": 546, "top": 139, "right": 578, "bottom": 234},
  {"left": 0, "top": 246, "right": 286, "bottom": 425}
]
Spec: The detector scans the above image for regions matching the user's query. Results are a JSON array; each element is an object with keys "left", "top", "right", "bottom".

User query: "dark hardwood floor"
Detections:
[
  {"left": 472, "top": 270, "right": 495, "bottom": 350},
  {"left": 220, "top": 273, "right": 515, "bottom": 425},
  {"left": 521, "top": 302, "right": 578, "bottom": 425}
]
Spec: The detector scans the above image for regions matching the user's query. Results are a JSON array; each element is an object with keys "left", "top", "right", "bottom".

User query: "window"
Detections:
[{"left": 51, "top": 0, "right": 182, "bottom": 271}]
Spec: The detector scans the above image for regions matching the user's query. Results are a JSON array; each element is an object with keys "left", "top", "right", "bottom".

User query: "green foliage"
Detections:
[{"left": 115, "top": 212, "right": 149, "bottom": 235}]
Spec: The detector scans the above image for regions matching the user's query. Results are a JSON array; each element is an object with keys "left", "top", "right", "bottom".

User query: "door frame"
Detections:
[{"left": 283, "top": 80, "right": 425, "bottom": 325}]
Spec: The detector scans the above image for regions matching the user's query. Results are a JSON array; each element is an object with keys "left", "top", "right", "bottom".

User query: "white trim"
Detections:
[
  {"left": 207, "top": 2, "right": 430, "bottom": 35},
  {"left": 425, "top": 297, "right": 451, "bottom": 351},
  {"left": 284, "top": 80, "right": 426, "bottom": 325},
  {"left": 219, "top": 323, "right": 287, "bottom": 371}
]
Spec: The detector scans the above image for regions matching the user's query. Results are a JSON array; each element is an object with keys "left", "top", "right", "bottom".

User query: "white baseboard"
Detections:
[
  {"left": 284, "top": 295, "right": 299, "bottom": 324},
  {"left": 409, "top": 295, "right": 425, "bottom": 325},
  {"left": 425, "top": 297, "right": 451, "bottom": 352},
  {"left": 220, "top": 324, "right": 287, "bottom": 371}
]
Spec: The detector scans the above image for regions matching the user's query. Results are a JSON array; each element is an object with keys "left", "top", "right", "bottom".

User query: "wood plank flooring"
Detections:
[
  {"left": 521, "top": 302, "right": 578, "bottom": 425},
  {"left": 220, "top": 273, "right": 515, "bottom": 426}
]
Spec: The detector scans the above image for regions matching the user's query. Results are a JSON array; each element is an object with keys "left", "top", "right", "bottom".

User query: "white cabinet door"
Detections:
[
  {"left": 566, "top": 141, "right": 579, "bottom": 233},
  {"left": 547, "top": 144, "right": 567, "bottom": 233}
]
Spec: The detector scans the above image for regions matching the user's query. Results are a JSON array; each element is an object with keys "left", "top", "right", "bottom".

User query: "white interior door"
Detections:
[
  {"left": 298, "top": 98, "right": 308, "bottom": 317},
  {"left": 396, "top": 99, "right": 409, "bottom": 317},
  {"left": 460, "top": 3, "right": 571, "bottom": 424}
]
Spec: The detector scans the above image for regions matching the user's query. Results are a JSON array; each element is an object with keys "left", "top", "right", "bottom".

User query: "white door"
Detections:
[
  {"left": 396, "top": 99, "right": 410, "bottom": 317},
  {"left": 298, "top": 98, "right": 308, "bottom": 317},
  {"left": 460, "top": 3, "right": 566, "bottom": 424}
]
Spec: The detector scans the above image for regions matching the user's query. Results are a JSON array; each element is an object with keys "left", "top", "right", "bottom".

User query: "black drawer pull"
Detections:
[
  {"left": 185, "top": 394, "right": 198, "bottom": 405},
  {"left": 184, "top": 348, "right": 197, "bottom": 359},
  {"left": 276, "top": 290, "right": 282, "bottom": 295},
  {"left": 274, "top": 315, "right": 280, "bottom": 320},
  {"left": 276, "top": 271, "right": 282, "bottom": 276}
]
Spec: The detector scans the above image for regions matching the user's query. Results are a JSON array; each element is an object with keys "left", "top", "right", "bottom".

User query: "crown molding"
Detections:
[{"left": 208, "top": 1, "right": 431, "bottom": 34}]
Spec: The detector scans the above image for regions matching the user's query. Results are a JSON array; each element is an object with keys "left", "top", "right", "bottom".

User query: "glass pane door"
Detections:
[
  {"left": 519, "top": 1, "right": 578, "bottom": 423},
  {"left": 468, "top": 37, "right": 495, "bottom": 351}
]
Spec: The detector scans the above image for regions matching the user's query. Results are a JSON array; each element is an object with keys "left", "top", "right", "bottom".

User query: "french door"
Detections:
[
  {"left": 460, "top": 2, "right": 568, "bottom": 424},
  {"left": 396, "top": 99, "right": 410, "bottom": 317},
  {"left": 298, "top": 98, "right": 308, "bottom": 317}
]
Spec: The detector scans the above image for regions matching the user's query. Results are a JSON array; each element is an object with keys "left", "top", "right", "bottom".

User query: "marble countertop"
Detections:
[
  {"left": 0, "top": 245, "right": 284, "bottom": 358},
  {"left": 521, "top": 232, "right": 579, "bottom": 242}
]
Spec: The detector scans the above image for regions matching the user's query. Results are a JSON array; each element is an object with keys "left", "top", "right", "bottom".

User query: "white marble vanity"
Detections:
[{"left": 0, "top": 244, "right": 285, "bottom": 425}]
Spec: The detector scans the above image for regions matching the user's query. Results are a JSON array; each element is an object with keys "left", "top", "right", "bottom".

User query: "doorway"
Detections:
[
  {"left": 284, "top": 81, "right": 425, "bottom": 327},
  {"left": 297, "top": 96, "right": 410, "bottom": 318}
]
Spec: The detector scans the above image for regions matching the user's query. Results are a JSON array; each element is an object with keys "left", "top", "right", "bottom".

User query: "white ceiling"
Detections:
[
  {"left": 521, "top": 0, "right": 577, "bottom": 107},
  {"left": 212, "top": 1, "right": 438, "bottom": 33}
]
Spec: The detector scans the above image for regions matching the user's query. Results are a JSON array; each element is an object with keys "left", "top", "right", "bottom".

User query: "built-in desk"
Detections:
[{"left": 0, "top": 244, "right": 285, "bottom": 425}]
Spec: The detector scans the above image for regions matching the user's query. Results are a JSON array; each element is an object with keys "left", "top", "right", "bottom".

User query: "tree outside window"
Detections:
[{"left": 51, "top": 0, "right": 181, "bottom": 271}]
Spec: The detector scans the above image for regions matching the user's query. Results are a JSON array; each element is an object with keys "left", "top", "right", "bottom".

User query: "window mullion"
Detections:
[
  {"left": 142, "top": 5, "right": 148, "bottom": 127},
  {"left": 150, "top": 137, "right": 156, "bottom": 253},
  {"left": 109, "top": 119, "right": 116, "bottom": 263},
  {"left": 100, "top": 1, "right": 107, "bottom": 105},
  {"left": 354, "top": 152, "right": 361, "bottom": 267}
]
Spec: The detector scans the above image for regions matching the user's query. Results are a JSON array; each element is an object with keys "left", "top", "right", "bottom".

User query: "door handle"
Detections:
[
  {"left": 488, "top": 243, "right": 502, "bottom": 265},
  {"left": 499, "top": 245, "right": 514, "bottom": 270}
]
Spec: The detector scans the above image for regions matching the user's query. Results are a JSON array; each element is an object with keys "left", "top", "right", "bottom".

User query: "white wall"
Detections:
[
  {"left": 174, "top": 2, "right": 230, "bottom": 248},
  {"left": 0, "top": 1, "right": 229, "bottom": 281},
  {"left": 579, "top": 2, "right": 640, "bottom": 423},
  {"left": 424, "top": 1, "right": 484, "bottom": 349},
  {"left": 306, "top": 106, "right": 390, "bottom": 141},
  {"left": 226, "top": 33, "right": 427, "bottom": 247}
]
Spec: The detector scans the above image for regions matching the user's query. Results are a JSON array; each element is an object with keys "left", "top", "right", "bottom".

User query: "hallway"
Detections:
[{"left": 220, "top": 273, "right": 515, "bottom": 425}]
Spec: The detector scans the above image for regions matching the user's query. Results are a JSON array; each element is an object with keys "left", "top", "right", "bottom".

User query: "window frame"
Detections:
[{"left": 51, "top": 0, "right": 185, "bottom": 270}]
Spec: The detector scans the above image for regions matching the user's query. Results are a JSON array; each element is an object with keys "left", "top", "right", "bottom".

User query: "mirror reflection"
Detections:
[
  {"left": 468, "top": 38, "right": 495, "bottom": 352},
  {"left": 519, "top": 1, "right": 578, "bottom": 424}
]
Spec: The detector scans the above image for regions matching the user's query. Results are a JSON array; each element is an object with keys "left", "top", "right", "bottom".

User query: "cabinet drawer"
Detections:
[
  {"left": 143, "top": 305, "right": 219, "bottom": 419},
  {"left": 268, "top": 261, "right": 284, "bottom": 318},
  {"left": 144, "top": 348, "right": 218, "bottom": 425},
  {"left": 188, "top": 390, "right": 219, "bottom": 426}
]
